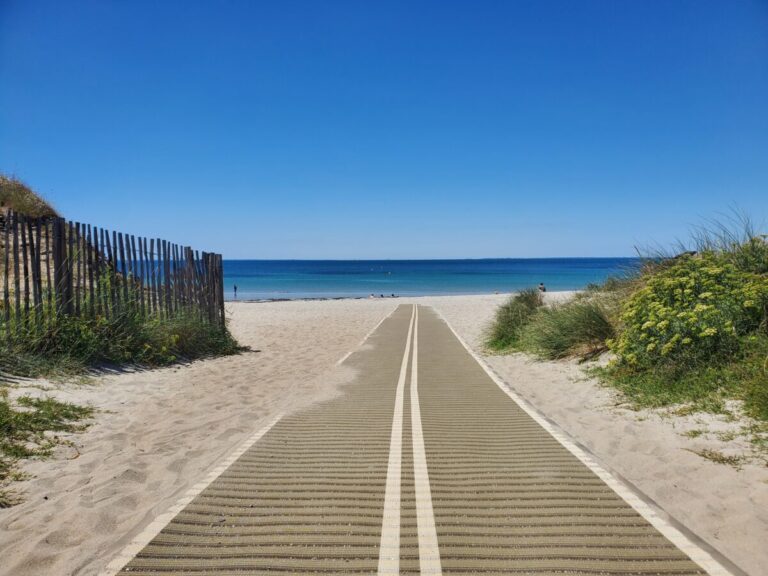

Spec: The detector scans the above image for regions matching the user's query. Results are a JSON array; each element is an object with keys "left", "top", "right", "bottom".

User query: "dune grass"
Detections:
[
  {"left": 0, "top": 175, "right": 58, "bottom": 217},
  {"left": 485, "top": 288, "right": 542, "bottom": 350},
  {"left": 1, "top": 307, "right": 243, "bottom": 378},
  {"left": 486, "top": 288, "right": 617, "bottom": 359},
  {"left": 517, "top": 296, "right": 616, "bottom": 360},
  {"left": 0, "top": 389, "right": 94, "bottom": 507}
]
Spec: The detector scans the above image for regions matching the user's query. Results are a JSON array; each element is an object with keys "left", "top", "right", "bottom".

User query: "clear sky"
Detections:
[{"left": 1, "top": 1, "right": 766, "bottom": 259}]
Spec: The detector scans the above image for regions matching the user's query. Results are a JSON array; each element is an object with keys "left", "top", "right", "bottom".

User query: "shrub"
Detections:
[
  {"left": 593, "top": 333, "right": 768, "bottom": 419},
  {"left": 519, "top": 297, "right": 616, "bottom": 359},
  {"left": 608, "top": 253, "right": 768, "bottom": 368},
  {"left": 485, "top": 288, "right": 542, "bottom": 350}
]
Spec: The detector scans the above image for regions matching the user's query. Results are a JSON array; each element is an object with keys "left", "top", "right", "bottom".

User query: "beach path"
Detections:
[{"left": 109, "top": 304, "right": 730, "bottom": 576}]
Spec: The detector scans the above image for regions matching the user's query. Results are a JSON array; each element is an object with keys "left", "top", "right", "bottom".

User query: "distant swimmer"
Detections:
[
  {"left": 234, "top": 285, "right": 238, "bottom": 299},
  {"left": 538, "top": 282, "right": 546, "bottom": 293}
]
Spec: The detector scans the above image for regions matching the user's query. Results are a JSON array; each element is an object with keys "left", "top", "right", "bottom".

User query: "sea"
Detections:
[{"left": 222, "top": 258, "right": 639, "bottom": 301}]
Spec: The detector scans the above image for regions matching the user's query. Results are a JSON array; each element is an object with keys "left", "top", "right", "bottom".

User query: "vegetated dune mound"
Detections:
[{"left": 0, "top": 175, "right": 58, "bottom": 218}]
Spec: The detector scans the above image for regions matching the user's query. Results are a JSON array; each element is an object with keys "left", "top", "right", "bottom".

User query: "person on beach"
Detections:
[
  {"left": 538, "top": 282, "right": 546, "bottom": 292},
  {"left": 234, "top": 285, "right": 238, "bottom": 300}
]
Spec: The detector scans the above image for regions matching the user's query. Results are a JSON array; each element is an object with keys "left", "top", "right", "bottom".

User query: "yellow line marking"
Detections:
[
  {"left": 377, "top": 305, "right": 416, "bottom": 575},
  {"left": 410, "top": 305, "right": 443, "bottom": 575}
]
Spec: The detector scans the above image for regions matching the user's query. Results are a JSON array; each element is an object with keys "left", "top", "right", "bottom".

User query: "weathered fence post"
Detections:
[{"left": 1, "top": 211, "right": 227, "bottom": 341}]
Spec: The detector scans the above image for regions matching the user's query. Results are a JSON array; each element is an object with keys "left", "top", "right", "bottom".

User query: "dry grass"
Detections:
[{"left": 0, "top": 175, "right": 58, "bottom": 218}]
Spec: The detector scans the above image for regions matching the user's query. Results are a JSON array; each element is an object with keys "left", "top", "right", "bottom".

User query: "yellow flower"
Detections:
[{"left": 661, "top": 342, "right": 676, "bottom": 356}]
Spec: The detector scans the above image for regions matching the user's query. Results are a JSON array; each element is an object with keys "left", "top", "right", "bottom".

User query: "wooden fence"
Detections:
[{"left": 0, "top": 209, "right": 225, "bottom": 338}]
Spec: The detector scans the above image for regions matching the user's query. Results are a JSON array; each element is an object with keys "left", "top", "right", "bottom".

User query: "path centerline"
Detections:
[
  {"left": 377, "top": 304, "right": 416, "bottom": 575},
  {"left": 410, "top": 305, "right": 443, "bottom": 575}
]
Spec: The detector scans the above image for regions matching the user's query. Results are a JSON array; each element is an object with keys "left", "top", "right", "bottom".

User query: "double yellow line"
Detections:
[{"left": 378, "top": 305, "right": 442, "bottom": 576}]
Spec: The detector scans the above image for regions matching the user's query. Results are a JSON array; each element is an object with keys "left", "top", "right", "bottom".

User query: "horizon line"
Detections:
[{"left": 221, "top": 256, "right": 640, "bottom": 261}]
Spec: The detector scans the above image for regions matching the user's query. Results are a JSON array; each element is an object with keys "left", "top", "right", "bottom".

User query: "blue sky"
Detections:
[{"left": 1, "top": 0, "right": 766, "bottom": 259}]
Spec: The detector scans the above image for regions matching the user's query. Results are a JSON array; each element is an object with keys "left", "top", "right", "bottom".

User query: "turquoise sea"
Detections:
[{"left": 223, "top": 258, "right": 638, "bottom": 301}]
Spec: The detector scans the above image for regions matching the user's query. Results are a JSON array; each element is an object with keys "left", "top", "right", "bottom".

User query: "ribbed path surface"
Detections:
[{"left": 119, "top": 304, "right": 711, "bottom": 575}]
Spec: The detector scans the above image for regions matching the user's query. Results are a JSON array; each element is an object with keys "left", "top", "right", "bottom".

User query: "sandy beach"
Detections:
[{"left": 0, "top": 293, "right": 766, "bottom": 576}]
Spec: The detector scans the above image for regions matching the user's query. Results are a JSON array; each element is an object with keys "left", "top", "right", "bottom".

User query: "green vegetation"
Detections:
[
  {"left": 0, "top": 175, "right": 58, "bottom": 217},
  {"left": 517, "top": 297, "right": 616, "bottom": 360},
  {"left": 1, "top": 304, "right": 242, "bottom": 378},
  {"left": 486, "top": 290, "right": 617, "bottom": 360},
  {"left": 485, "top": 288, "right": 542, "bottom": 350},
  {"left": 607, "top": 253, "right": 767, "bottom": 368},
  {"left": 487, "top": 217, "right": 768, "bottom": 428},
  {"left": 690, "top": 448, "right": 746, "bottom": 468},
  {"left": 1, "top": 389, "right": 94, "bottom": 507}
]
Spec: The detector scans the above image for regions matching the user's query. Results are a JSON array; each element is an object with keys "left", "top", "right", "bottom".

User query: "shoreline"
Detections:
[{"left": 225, "top": 288, "right": 569, "bottom": 304}]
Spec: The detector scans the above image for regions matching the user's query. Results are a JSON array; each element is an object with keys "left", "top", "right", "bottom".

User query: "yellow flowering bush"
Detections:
[{"left": 609, "top": 253, "right": 768, "bottom": 367}]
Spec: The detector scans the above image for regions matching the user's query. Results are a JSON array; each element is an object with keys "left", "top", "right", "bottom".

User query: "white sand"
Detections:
[{"left": 0, "top": 294, "right": 765, "bottom": 575}]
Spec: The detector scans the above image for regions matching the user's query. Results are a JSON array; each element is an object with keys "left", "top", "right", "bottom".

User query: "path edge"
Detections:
[
  {"left": 99, "top": 413, "right": 283, "bottom": 576},
  {"left": 337, "top": 305, "right": 399, "bottom": 365},
  {"left": 432, "top": 308, "right": 747, "bottom": 576}
]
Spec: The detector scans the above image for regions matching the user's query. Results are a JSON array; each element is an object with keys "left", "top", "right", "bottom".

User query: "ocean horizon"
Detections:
[{"left": 223, "top": 257, "right": 639, "bottom": 301}]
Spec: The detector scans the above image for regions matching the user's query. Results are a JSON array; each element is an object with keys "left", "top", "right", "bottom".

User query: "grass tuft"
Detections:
[
  {"left": 0, "top": 174, "right": 58, "bottom": 217},
  {"left": 0, "top": 389, "right": 93, "bottom": 507},
  {"left": 485, "top": 288, "right": 542, "bottom": 350},
  {"left": 689, "top": 448, "right": 746, "bottom": 468},
  {"left": 518, "top": 297, "right": 616, "bottom": 360}
]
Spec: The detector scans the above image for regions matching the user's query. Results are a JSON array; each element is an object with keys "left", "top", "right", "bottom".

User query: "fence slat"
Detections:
[
  {"left": 87, "top": 224, "right": 95, "bottom": 316},
  {"left": 12, "top": 214, "right": 21, "bottom": 328},
  {"left": 138, "top": 236, "right": 146, "bottom": 316},
  {"left": 27, "top": 217, "right": 42, "bottom": 326},
  {"left": 33, "top": 218, "right": 43, "bottom": 314},
  {"left": 44, "top": 220, "right": 52, "bottom": 316},
  {"left": 163, "top": 240, "right": 171, "bottom": 314},
  {"left": 3, "top": 214, "right": 10, "bottom": 330},
  {"left": 20, "top": 214, "right": 31, "bottom": 320},
  {"left": 173, "top": 244, "right": 180, "bottom": 312},
  {"left": 106, "top": 230, "right": 117, "bottom": 314},
  {"left": 94, "top": 226, "right": 103, "bottom": 316},
  {"left": 74, "top": 223, "right": 81, "bottom": 316},
  {"left": 95, "top": 227, "right": 103, "bottom": 316},
  {"left": 1, "top": 210, "right": 226, "bottom": 341},
  {"left": 148, "top": 238, "right": 156, "bottom": 316}
]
